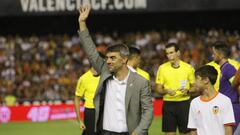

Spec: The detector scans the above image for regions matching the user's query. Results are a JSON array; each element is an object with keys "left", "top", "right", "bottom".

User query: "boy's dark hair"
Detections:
[
  {"left": 195, "top": 65, "right": 218, "bottom": 85},
  {"left": 129, "top": 47, "right": 141, "bottom": 60},
  {"left": 212, "top": 41, "right": 230, "bottom": 58},
  {"left": 106, "top": 43, "right": 129, "bottom": 57},
  {"left": 166, "top": 42, "right": 180, "bottom": 52}
]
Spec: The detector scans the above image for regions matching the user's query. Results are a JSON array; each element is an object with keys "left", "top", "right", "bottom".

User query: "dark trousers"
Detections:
[
  {"left": 82, "top": 108, "right": 96, "bottom": 135},
  {"left": 102, "top": 130, "right": 129, "bottom": 135}
]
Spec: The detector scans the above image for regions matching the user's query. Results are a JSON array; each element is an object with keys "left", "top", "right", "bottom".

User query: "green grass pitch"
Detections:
[{"left": 1, "top": 117, "right": 163, "bottom": 135}]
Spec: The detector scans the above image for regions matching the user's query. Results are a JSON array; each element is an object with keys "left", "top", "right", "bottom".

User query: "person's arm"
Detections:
[
  {"left": 155, "top": 84, "right": 176, "bottom": 96},
  {"left": 133, "top": 80, "right": 153, "bottom": 135},
  {"left": 222, "top": 98, "right": 235, "bottom": 135},
  {"left": 188, "top": 101, "right": 198, "bottom": 135},
  {"left": 78, "top": 5, "right": 106, "bottom": 74},
  {"left": 224, "top": 125, "right": 232, "bottom": 135},
  {"left": 74, "top": 96, "right": 86, "bottom": 130},
  {"left": 183, "top": 67, "right": 199, "bottom": 96},
  {"left": 155, "top": 66, "right": 176, "bottom": 96}
]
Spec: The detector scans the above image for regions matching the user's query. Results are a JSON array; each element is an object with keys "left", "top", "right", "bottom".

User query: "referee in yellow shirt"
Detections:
[
  {"left": 74, "top": 67, "right": 100, "bottom": 135},
  {"left": 127, "top": 47, "right": 150, "bottom": 81},
  {"left": 155, "top": 43, "right": 195, "bottom": 135}
]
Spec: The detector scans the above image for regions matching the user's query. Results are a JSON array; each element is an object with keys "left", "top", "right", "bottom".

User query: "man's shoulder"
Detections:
[
  {"left": 191, "top": 96, "right": 201, "bottom": 103},
  {"left": 80, "top": 70, "right": 94, "bottom": 80},
  {"left": 180, "top": 61, "right": 194, "bottom": 69},
  {"left": 228, "top": 58, "right": 240, "bottom": 69},
  {"left": 222, "top": 62, "right": 237, "bottom": 73},
  {"left": 225, "top": 62, "right": 236, "bottom": 69},
  {"left": 206, "top": 61, "right": 218, "bottom": 66},
  {"left": 136, "top": 68, "right": 150, "bottom": 80},
  {"left": 159, "top": 62, "right": 171, "bottom": 69},
  {"left": 131, "top": 71, "right": 148, "bottom": 83},
  {"left": 217, "top": 93, "right": 231, "bottom": 102}
]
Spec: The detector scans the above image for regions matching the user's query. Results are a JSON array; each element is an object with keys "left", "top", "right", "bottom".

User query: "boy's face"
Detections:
[{"left": 195, "top": 75, "right": 205, "bottom": 92}]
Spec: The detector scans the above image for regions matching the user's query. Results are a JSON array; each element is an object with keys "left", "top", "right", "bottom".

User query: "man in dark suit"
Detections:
[{"left": 77, "top": 5, "right": 153, "bottom": 135}]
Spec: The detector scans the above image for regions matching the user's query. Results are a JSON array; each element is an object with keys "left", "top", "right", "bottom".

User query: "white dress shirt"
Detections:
[{"left": 103, "top": 71, "right": 130, "bottom": 132}]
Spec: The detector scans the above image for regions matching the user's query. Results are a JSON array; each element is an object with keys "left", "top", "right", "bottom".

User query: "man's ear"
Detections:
[
  {"left": 203, "top": 77, "right": 210, "bottom": 85},
  {"left": 122, "top": 56, "right": 128, "bottom": 64},
  {"left": 177, "top": 50, "right": 181, "bottom": 57}
]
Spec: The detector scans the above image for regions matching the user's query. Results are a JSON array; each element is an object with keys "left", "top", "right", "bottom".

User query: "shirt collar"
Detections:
[
  {"left": 112, "top": 70, "right": 130, "bottom": 85},
  {"left": 127, "top": 65, "right": 137, "bottom": 72}
]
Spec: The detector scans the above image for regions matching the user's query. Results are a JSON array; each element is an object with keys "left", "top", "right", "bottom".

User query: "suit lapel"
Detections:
[
  {"left": 125, "top": 71, "right": 135, "bottom": 111},
  {"left": 95, "top": 72, "right": 111, "bottom": 96}
]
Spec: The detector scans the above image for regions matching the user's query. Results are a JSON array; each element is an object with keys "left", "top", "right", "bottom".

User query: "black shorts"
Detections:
[
  {"left": 83, "top": 108, "right": 96, "bottom": 135},
  {"left": 162, "top": 100, "right": 190, "bottom": 133}
]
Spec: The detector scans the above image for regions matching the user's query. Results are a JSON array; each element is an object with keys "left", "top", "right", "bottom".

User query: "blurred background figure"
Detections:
[
  {"left": 74, "top": 66, "right": 100, "bottom": 135},
  {"left": 211, "top": 41, "right": 240, "bottom": 134},
  {"left": 128, "top": 47, "right": 150, "bottom": 81}
]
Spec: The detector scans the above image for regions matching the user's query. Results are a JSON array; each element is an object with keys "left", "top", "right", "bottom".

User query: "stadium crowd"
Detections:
[{"left": 0, "top": 29, "right": 240, "bottom": 105}]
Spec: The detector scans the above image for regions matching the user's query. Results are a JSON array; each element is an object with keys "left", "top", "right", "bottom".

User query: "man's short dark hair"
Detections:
[
  {"left": 195, "top": 65, "right": 218, "bottom": 85},
  {"left": 165, "top": 43, "right": 180, "bottom": 52},
  {"left": 129, "top": 47, "right": 141, "bottom": 60},
  {"left": 106, "top": 43, "right": 129, "bottom": 57},
  {"left": 212, "top": 41, "right": 230, "bottom": 58}
]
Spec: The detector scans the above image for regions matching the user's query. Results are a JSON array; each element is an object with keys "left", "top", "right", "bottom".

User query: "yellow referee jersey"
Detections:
[
  {"left": 75, "top": 70, "right": 100, "bottom": 108},
  {"left": 206, "top": 58, "right": 240, "bottom": 90},
  {"left": 156, "top": 61, "right": 195, "bottom": 101},
  {"left": 136, "top": 68, "right": 150, "bottom": 81}
]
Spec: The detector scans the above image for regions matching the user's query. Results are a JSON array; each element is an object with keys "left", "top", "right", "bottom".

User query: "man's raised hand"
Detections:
[{"left": 78, "top": 4, "right": 91, "bottom": 23}]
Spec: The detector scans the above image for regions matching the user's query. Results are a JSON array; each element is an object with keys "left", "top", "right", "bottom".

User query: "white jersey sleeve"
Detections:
[
  {"left": 222, "top": 97, "right": 235, "bottom": 125},
  {"left": 188, "top": 99, "right": 198, "bottom": 129}
]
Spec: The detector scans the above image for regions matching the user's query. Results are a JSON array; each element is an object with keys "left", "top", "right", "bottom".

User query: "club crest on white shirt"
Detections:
[{"left": 212, "top": 106, "right": 220, "bottom": 114}]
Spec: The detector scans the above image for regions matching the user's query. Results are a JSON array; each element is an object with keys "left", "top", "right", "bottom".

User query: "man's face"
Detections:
[
  {"left": 131, "top": 55, "right": 141, "bottom": 68},
  {"left": 105, "top": 52, "right": 127, "bottom": 73},
  {"left": 212, "top": 47, "right": 221, "bottom": 63},
  {"left": 165, "top": 46, "right": 179, "bottom": 62}
]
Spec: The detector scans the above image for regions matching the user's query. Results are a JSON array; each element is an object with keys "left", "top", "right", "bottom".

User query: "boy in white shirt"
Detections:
[{"left": 188, "top": 65, "right": 235, "bottom": 135}]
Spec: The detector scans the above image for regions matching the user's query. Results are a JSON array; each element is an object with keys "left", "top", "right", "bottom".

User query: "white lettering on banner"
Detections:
[
  {"left": 47, "top": 0, "right": 55, "bottom": 11},
  {"left": 125, "top": 0, "right": 133, "bottom": 9},
  {"left": 50, "top": 112, "right": 76, "bottom": 120},
  {"left": 91, "top": 0, "right": 100, "bottom": 10},
  {"left": 76, "top": 0, "right": 81, "bottom": 9},
  {"left": 135, "top": 0, "right": 147, "bottom": 9},
  {"left": 39, "top": 0, "right": 46, "bottom": 12},
  {"left": 66, "top": 0, "right": 75, "bottom": 11},
  {"left": 82, "top": 0, "right": 91, "bottom": 5},
  {"left": 20, "top": 0, "right": 147, "bottom": 12},
  {"left": 114, "top": 0, "right": 123, "bottom": 10},
  {"left": 20, "top": 0, "right": 29, "bottom": 12},
  {"left": 0, "top": 107, "right": 11, "bottom": 123},
  {"left": 101, "top": 0, "right": 108, "bottom": 10},
  {"left": 29, "top": 0, "right": 38, "bottom": 12},
  {"left": 55, "top": 0, "right": 65, "bottom": 11},
  {"left": 27, "top": 106, "right": 50, "bottom": 122}
]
